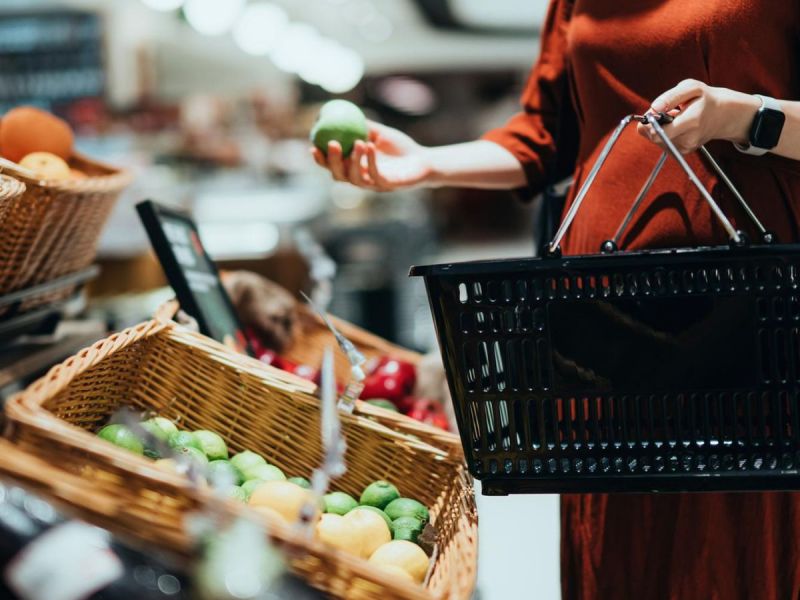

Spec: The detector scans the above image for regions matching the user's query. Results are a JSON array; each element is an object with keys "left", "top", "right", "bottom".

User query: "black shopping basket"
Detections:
[{"left": 411, "top": 113, "right": 800, "bottom": 495}]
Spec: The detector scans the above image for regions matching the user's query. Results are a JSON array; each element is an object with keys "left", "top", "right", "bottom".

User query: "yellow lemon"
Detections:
[
  {"left": 153, "top": 458, "right": 179, "bottom": 474},
  {"left": 369, "top": 540, "right": 430, "bottom": 583},
  {"left": 316, "top": 513, "right": 365, "bottom": 556},
  {"left": 375, "top": 564, "right": 414, "bottom": 582},
  {"left": 19, "top": 152, "right": 70, "bottom": 180},
  {"left": 343, "top": 506, "right": 391, "bottom": 558},
  {"left": 251, "top": 505, "right": 288, "bottom": 525},
  {"left": 248, "top": 480, "right": 319, "bottom": 523}
]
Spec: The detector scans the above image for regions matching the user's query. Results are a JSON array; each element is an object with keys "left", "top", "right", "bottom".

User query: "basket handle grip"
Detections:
[{"left": 546, "top": 113, "right": 773, "bottom": 256}]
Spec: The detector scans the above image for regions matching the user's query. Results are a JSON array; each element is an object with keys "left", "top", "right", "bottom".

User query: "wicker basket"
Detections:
[
  {"left": 4, "top": 320, "right": 478, "bottom": 600},
  {"left": 156, "top": 299, "right": 463, "bottom": 458},
  {"left": 0, "top": 153, "right": 132, "bottom": 303}
]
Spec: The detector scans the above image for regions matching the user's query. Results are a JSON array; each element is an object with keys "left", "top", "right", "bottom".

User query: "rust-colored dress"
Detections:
[{"left": 482, "top": 1, "right": 800, "bottom": 598}]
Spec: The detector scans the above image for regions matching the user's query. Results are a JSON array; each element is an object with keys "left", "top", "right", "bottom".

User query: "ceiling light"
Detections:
[
  {"left": 141, "top": 0, "right": 185, "bottom": 11},
  {"left": 269, "top": 23, "right": 323, "bottom": 74},
  {"left": 184, "top": 0, "right": 245, "bottom": 36},
  {"left": 233, "top": 2, "right": 289, "bottom": 56}
]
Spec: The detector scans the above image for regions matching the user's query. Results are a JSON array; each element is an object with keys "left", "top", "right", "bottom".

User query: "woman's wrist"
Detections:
[{"left": 716, "top": 88, "right": 761, "bottom": 145}]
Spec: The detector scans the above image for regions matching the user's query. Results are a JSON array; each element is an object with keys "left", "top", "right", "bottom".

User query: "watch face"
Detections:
[{"left": 751, "top": 107, "right": 785, "bottom": 149}]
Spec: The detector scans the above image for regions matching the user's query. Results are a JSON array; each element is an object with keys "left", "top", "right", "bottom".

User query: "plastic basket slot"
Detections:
[
  {"left": 682, "top": 270, "right": 695, "bottom": 294},
  {"left": 475, "top": 310, "right": 487, "bottom": 333},
  {"left": 544, "top": 397, "right": 557, "bottom": 450},
  {"left": 574, "top": 276, "right": 585, "bottom": 297},
  {"left": 471, "top": 281, "right": 484, "bottom": 303},
  {"left": 759, "top": 329, "right": 772, "bottom": 383},
  {"left": 521, "top": 339, "right": 537, "bottom": 390},
  {"left": 773, "top": 297, "right": 786, "bottom": 321},
  {"left": 556, "top": 397, "right": 570, "bottom": 450},
  {"left": 757, "top": 297, "right": 769, "bottom": 322},
  {"left": 461, "top": 343, "right": 477, "bottom": 392},
  {"left": 790, "top": 264, "right": 800, "bottom": 288},
  {"left": 531, "top": 278, "right": 543, "bottom": 301},
  {"left": 625, "top": 273, "right": 638, "bottom": 296},
  {"left": 753, "top": 265, "right": 766, "bottom": 290},
  {"left": 458, "top": 282, "right": 468, "bottom": 304},
  {"left": 668, "top": 270, "right": 681, "bottom": 294},
  {"left": 770, "top": 264, "right": 785, "bottom": 289},
  {"left": 460, "top": 311, "right": 474, "bottom": 334},
  {"left": 505, "top": 340, "right": 521, "bottom": 391},
  {"left": 498, "top": 400, "right": 512, "bottom": 451},
  {"left": 527, "top": 397, "right": 541, "bottom": 450},
  {"left": 560, "top": 276, "right": 571, "bottom": 299},
  {"left": 515, "top": 279, "right": 528, "bottom": 302},
  {"left": 489, "top": 309, "right": 502, "bottom": 333},
  {"left": 575, "top": 397, "right": 588, "bottom": 449},
  {"left": 511, "top": 399, "right": 527, "bottom": 451},
  {"left": 599, "top": 274, "right": 611, "bottom": 297},
  {"left": 696, "top": 268, "right": 710, "bottom": 293},
  {"left": 585, "top": 275, "right": 598, "bottom": 298},
  {"left": 793, "top": 328, "right": 800, "bottom": 382},
  {"left": 515, "top": 306, "right": 532, "bottom": 333},
  {"left": 639, "top": 272, "right": 652, "bottom": 295},
  {"left": 533, "top": 307, "right": 545, "bottom": 332},
  {"left": 791, "top": 296, "right": 800, "bottom": 320},
  {"left": 501, "top": 309, "right": 515, "bottom": 333},
  {"left": 613, "top": 273, "right": 625, "bottom": 297},
  {"left": 502, "top": 279, "right": 514, "bottom": 303},
  {"left": 478, "top": 342, "right": 493, "bottom": 392},
  {"left": 467, "top": 401, "right": 482, "bottom": 453},
  {"left": 491, "top": 341, "right": 506, "bottom": 392},
  {"left": 537, "top": 338, "right": 551, "bottom": 389},
  {"left": 480, "top": 401, "right": 496, "bottom": 452},
  {"left": 486, "top": 280, "right": 500, "bottom": 303},
  {"left": 546, "top": 277, "right": 557, "bottom": 300},
  {"left": 775, "top": 328, "right": 789, "bottom": 382}
]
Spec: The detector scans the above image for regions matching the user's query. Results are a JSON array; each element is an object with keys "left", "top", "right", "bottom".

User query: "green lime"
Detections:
[
  {"left": 359, "top": 480, "right": 400, "bottom": 510},
  {"left": 310, "top": 100, "right": 368, "bottom": 158},
  {"left": 141, "top": 417, "right": 178, "bottom": 440},
  {"left": 193, "top": 430, "right": 228, "bottom": 460},
  {"left": 288, "top": 477, "right": 311, "bottom": 489},
  {"left": 246, "top": 464, "right": 285, "bottom": 483},
  {"left": 97, "top": 424, "right": 144, "bottom": 455},
  {"left": 229, "top": 451, "right": 267, "bottom": 479},
  {"left": 168, "top": 431, "right": 200, "bottom": 451},
  {"left": 365, "top": 399, "right": 399, "bottom": 412},
  {"left": 225, "top": 486, "right": 248, "bottom": 503},
  {"left": 206, "top": 460, "right": 243, "bottom": 488},
  {"left": 350, "top": 505, "right": 393, "bottom": 533},
  {"left": 392, "top": 516, "right": 424, "bottom": 543},
  {"left": 174, "top": 445, "right": 208, "bottom": 470},
  {"left": 241, "top": 479, "right": 265, "bottom": 500},
  {"left": 323, "top": 491, "right": 359, "bottom": 515},
  {"left": 384, "top": 498, "right": 429, "bottom": 524}
]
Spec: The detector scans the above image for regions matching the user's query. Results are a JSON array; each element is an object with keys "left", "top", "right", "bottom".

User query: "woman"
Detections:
[{"left": 312, "top": 1, "right": 800, "bottom": 598}]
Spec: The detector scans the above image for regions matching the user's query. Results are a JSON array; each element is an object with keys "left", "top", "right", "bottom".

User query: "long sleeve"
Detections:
[{"left": 481, "top": 0, "right": 579, "bottom": 200}]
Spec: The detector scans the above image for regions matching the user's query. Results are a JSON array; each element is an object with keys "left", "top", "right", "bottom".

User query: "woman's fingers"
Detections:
[
  {"left": 348, "top": 141, "right": 374, "bottom": 187},
  {"left": 366, "top": 143, "right": 389, "bottom": 190},
  {"left": 651, "top": 78, "right": 705, "bottom": 113},
  {"left": 311, "top": 147, "right": 327, "bottom": 168},
  {"left": 327, "top": 141, "right": 348, "bottom": 181}
]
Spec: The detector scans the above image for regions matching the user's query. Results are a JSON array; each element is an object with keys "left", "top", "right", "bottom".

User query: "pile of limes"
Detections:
[{"left": 97, "top": 418, "right": 432, "bottom": 584}]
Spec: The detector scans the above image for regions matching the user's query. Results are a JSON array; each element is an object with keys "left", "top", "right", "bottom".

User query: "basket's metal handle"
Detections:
[{"left": 546, "top": 112, "right": 771, "bottom": 256}]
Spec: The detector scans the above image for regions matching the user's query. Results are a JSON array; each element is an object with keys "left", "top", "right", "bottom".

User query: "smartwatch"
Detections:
[{"left": 734, "top": 94, "right": 785, "bottom": 156}]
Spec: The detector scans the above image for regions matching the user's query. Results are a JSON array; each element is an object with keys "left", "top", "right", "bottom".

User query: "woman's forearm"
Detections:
[{"left": 422, "top": 141, "right": 528, "bottom": 190}]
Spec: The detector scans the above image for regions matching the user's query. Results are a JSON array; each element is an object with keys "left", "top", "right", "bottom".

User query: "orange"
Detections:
[{"left": 1, "top": 106, "right": 74, "bottom": 162}]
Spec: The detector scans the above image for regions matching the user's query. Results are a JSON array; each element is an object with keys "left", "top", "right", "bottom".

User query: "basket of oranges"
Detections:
[{"left": 0, "top": 106, "right": 132, "bottom": 308}]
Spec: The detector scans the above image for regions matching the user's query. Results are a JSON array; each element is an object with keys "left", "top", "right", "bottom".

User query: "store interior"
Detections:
[{"left": 0, "top": 1, "right": 563, "bottom": 598}]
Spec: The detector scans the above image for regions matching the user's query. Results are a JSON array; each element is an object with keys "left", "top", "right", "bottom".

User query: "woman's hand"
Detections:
[
  {"left": 311, "top": 121, "right": 433, "bottom": 191},
  {"left": 637, "top": 79, "right": 760, "bottom": 153}
]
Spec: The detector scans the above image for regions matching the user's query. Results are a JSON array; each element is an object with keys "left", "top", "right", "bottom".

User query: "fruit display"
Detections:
[
  {"left": 95, "top": 414, "right": 435, "bottom": 584},
  {"left": 0, "top": 105, "right": 87, "bottom": 181},
  {"left": 310, "top": 99, "right": 369, "bottom": 158}
]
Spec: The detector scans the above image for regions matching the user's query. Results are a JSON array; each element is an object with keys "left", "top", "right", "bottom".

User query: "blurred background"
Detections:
[{"left": 0, "top": 1, "right": 558, "bottom": 597}]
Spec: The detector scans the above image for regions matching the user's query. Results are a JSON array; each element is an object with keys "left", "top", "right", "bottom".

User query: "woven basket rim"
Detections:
[
  {"left": 0, "top": 173, "right": 25, "bottom": 200},
  {"left": 0, "top": 151, "right": 132, "bottom": 193}
]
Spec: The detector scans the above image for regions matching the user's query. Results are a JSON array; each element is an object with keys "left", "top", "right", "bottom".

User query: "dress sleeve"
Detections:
[{"left": 481, "top": 0, "right": 579, "bottom": 201}]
